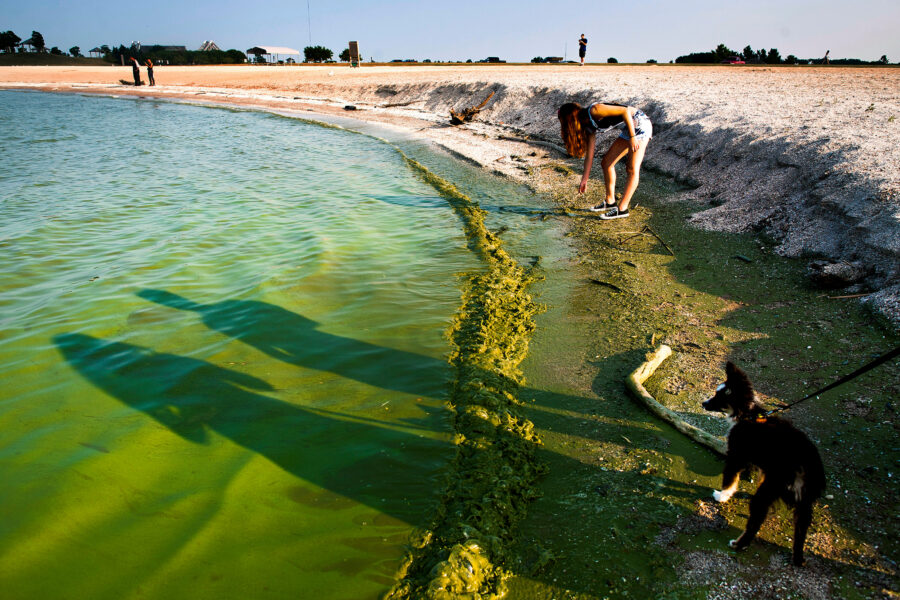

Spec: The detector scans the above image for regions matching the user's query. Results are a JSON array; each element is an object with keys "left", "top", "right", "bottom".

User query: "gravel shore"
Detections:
[{"left": 3, "top": 64, "right": 898, "bottom": 324}]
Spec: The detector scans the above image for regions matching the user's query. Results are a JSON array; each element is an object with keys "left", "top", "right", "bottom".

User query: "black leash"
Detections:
[{"left": 766, "top": 345, "right": 900, "bottom": 416}]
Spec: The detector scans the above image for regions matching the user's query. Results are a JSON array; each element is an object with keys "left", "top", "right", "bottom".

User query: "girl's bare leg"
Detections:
[
  {"left": 600, "top": 137, "right": 630, "bottom": 204},
  {"left": 619, "top": 138, "right": 649, "bottom": 210}
]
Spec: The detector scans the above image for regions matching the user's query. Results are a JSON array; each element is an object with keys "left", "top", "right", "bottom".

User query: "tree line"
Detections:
[
  {"left": 676, "top": 43, "right": 892, "bottom": 65},
  {"left": 1, "top": 29, "right": 83, "bottom": 57},
  {"left": 0, "top": 28, "right": 247, "bottom": 65},
  {"left": 105, "top": 44, "right": 246, "bottom": 65}
]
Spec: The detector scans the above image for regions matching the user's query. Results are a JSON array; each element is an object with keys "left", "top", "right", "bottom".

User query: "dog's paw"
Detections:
[
  {"left": 713, "top": 490, "right": 732, "bottom": 503},
  {"left": 728, "top": 539, "right": 740, "bottom": 550}
]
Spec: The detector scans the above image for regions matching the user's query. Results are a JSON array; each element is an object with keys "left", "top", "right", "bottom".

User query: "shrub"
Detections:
[
  {"left": 303, "top": 45, "right": 333, "bottom": 63},
  {"left": 607, "top": 57, "right": 618, "bottom": 63}
]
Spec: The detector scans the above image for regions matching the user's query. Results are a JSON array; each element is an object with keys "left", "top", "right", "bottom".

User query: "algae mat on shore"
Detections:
[{"left": 500, "top": 165, "right": 899, "bottom": 599}]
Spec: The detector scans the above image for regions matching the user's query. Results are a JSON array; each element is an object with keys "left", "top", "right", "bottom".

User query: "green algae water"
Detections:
[{"left": 0, "top": 91, "right": 568, "bottom": 599}]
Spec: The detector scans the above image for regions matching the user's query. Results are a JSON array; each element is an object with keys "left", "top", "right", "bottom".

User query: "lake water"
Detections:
[{"left": 0, "top": 90, "right": 569, "bottom": 599}]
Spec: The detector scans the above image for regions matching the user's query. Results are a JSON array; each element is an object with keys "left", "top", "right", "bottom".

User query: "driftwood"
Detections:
[
  {"left": 381, "top": 100, "right": 421, "bottom": 108},
  {"left": 644, "top": 226, "right": 675, "bottom": 257},
  {"left": 626, "top": 345, "right": 727, "bottom": 456},
  {"left": 450, "top": 91, "right": 494, "bottom": 125},
  {"left": 589, "top": 278, "right": 623, "bottom": 292}
]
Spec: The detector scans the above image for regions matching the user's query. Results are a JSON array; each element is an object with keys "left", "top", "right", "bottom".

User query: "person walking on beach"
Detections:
[
  {"left": 146, "top": 59, "right": 155, "bottom": 86},
  {"left": 578, "top": 34, "right": 588, "bottom": 66},
  {"left": 130, "top": 57, "right": 142, "bottom": 86},
  {"left": 822, "top": 49, "right": 830, "bottom": 65},
  {"left": 558, "top": 102, "right": 653, "bottom": 220}
]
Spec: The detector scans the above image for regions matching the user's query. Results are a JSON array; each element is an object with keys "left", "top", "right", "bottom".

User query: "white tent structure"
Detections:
[{"left": 246, "top": 46, "right": 301, "bottom": 64}]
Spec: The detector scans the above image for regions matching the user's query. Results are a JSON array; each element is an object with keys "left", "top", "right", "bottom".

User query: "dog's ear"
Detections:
[{"left": 726, "top": 362, "right": 753, "bottom": 391}]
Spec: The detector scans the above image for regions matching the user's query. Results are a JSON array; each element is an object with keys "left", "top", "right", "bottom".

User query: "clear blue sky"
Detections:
[{"left": 4, "top": 0, "right": 898, "bottom": 62}]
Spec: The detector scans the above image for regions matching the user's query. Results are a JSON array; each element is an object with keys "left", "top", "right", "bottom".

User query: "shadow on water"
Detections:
[
  {"left": 136, "top": 289, "right": 448, "bottom": 400},
  {"left": 135, "top": 290, "right": 714, "bottom": 469},
  {"left": 53, "top": 291, "right": 721, "bottom": 551},
  {"left": 61, "top": 285, "right": 874, "bottom": 596},
  {"left": 53, "top": 331, "right": 450, "bottom": 528},
  {"left": 368, "top": 194, "right": 579, "bottom": 219}
]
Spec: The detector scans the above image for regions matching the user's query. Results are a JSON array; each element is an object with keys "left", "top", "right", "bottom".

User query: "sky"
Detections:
[{"left": 4, "top": 0, "right": 898, "bottom": 63}]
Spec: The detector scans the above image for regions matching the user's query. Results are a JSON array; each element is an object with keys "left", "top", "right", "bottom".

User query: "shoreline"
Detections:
[
  {"left": 2, "top": 64, "right": 898, "bottom": 326},
  {"left": 4, "top": 70, "right": 899, "bottom": 597}
]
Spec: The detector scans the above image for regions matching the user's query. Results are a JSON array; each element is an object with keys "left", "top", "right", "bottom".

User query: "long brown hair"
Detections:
[{"left": 558, "top": 102, "right": 590, "bottom": 158}]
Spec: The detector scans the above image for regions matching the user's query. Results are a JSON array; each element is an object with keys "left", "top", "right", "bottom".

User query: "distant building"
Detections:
[
  {"left": 483, "top": 57, "right": 505, "bottom": 63},
  {"left": 199, "top": 41, "right": 220, "bottom": 52},
  {"left": 246, "top": 46, "right": 301, "bottom": 63},
  {"left": 545, "top": 56, "right": 563, "bottom": 63}
]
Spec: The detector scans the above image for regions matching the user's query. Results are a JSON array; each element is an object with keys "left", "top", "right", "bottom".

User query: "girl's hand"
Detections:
[
  {"left": 578, "top": 179, "right": 588, "bottom": 194},
  {"left": 631, "top": 137, "right": 640, "bottom": 153}
]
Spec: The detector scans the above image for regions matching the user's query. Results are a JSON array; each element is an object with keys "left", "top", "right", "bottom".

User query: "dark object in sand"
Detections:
[
  {"left": 807, "top": 260, "right": 869, "bottom": 289},
  {"left": 343, "top": 105, "right": 358, "bottom": 111},
  {"left": 119, "top": 79, "right": 144, "bottom": 86},
  {"left": 589, "top": 278, "right": 623, "bottom": 292},
  {"left": 450, "top": 91, "right": 495, "bottom": 125}
]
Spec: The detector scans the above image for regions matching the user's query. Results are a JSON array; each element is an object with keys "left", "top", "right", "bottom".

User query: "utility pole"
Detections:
[{"left": 307, "top": 0, "right": 312, "bottom": 44}]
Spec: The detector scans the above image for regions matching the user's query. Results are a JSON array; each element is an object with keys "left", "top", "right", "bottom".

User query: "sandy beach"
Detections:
[{"left": 3, "top": 64, "right": 897, "bottom": 325}]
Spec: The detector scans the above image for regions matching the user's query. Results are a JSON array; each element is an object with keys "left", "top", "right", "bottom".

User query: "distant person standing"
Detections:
[
  {"left": 578, "top": 34, "right": 588, "bottom": 66},
  {"left": 822, "top": 49, "right": 830, "bottom": 65},
  {"left": 146, "top": 59, "right": 155, "bottom": 86},
  {"left": 130, "top": 57, "right": 141, "bottom": 86}
]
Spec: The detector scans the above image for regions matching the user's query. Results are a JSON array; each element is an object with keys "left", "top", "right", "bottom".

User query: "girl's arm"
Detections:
[
  {"left": 622, "top": 111, "right": 639, "bottom": 152},
  {"left": 579, "top": 131, "right": 597, "bottom": 193}
]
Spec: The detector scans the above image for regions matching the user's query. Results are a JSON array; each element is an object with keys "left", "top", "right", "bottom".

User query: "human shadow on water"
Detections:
[
  {"left": 136, "top": 289, "right": 449, "bottom": 401},
  {"left": 369, "top": 195, "right": 575, "bottom": 219},
  {"left": 136, "top": 289, "right": 718, "bottom": 469},
  {"left": 54, "top": 320, "right": 732, "bottom": 596},
  {"left": 53, "top": 332, "right": 450, "bottom": 527},
  {"left": 136, "top": 290, "right": 689, "bottom": 465},
  {"left": 112, "top": 291, "right": 751, "bottom": 589}
]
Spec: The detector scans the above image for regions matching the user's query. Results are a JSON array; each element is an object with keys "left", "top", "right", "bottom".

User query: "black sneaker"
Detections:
[
  {"left": 588, "top": 201, "right": 614, "bottom": 212},
  {"left": 599, "top": 207, "right": 630, "bottom": 220}
]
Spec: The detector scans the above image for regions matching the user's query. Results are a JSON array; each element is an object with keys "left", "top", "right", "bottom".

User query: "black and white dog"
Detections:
[{"left": 703, "top": 362, "right": 826, "bottom": 566}]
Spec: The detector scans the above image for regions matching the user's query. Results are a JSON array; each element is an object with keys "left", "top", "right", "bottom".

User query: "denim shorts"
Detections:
[{"left": 619, "top": 109, "right": 652, "bottom": 141}]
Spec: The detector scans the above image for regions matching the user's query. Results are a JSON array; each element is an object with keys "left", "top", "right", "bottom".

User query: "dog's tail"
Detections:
[{"left": 795, "top": 452, "right": 827, "bottom": 504}]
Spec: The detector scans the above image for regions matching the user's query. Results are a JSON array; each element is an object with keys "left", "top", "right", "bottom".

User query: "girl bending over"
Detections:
[{"left": 558, "top": 102, "right": 652, "bottom": 219}]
